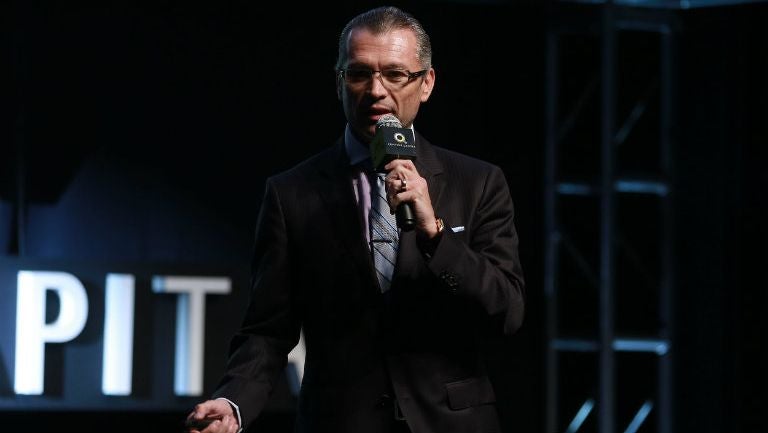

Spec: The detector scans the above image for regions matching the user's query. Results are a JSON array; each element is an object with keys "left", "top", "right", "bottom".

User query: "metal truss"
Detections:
[{"left": 544, "top": 2, "right": 678, "bottom": 432}]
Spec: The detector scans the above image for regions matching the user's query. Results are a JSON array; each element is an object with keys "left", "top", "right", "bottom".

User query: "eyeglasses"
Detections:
[{"left": 338, "top": 68, "right": 428, "bottom": 89}]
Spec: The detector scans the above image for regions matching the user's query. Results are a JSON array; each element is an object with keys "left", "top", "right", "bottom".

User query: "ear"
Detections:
[
  {"left": 419, "top": 68, "right": 435, "bottom": 103},
  {"left": 336, "top": 74, "right": 343, "bottom": 100}
]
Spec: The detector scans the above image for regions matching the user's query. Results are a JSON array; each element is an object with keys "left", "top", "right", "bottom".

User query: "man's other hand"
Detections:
[{"left": 185, "top": 399, "right": 239, "bottom": 433}]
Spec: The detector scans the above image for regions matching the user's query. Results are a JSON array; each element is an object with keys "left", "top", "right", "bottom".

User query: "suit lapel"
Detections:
[
  {"left": 316, "top": 140, "right": 379, "bottom": 289},
  {"left": 413, "top": 133, "right": 446, "bottom": 209}
]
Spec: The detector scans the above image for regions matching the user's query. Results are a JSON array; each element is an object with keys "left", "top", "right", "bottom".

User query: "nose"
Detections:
[{"left": 368, "top": 71, "right": 389, "bottom": 97}]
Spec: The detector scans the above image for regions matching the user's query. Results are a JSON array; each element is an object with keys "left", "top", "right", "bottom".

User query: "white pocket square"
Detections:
[{"left": 451, "top": 226, "right": 465, "bottom": 233}]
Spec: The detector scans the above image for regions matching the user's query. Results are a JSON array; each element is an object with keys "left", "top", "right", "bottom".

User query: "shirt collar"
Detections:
[{"left": 344, "top": 124, "right": 369, "bottom": 166}]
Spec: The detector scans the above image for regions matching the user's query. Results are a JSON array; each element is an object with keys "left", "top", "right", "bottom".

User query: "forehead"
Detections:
[{"left": 345, "top": 27, "right": 419, "bottom": 67}]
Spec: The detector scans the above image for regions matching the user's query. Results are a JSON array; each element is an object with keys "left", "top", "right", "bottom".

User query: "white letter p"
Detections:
[{"left": 14, "top": 271, "right": 89, "bottom": 395}]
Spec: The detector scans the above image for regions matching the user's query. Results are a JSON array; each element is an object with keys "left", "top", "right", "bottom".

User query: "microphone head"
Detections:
[
  {"left": 376, "top": 114, "right": 402, "bottom": 130},
  {"left": 370, "top": 113, "right": 415, "bottom": 171}
]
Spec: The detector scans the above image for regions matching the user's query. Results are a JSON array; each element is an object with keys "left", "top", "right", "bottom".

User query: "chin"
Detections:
[{"left": 351, "top": 126, "right": 375, "bottom": 142}]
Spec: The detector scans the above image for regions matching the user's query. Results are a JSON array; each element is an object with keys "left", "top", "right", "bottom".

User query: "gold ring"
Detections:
[{"left": 400, "top": 178, "right": 407, "bottom": 190}]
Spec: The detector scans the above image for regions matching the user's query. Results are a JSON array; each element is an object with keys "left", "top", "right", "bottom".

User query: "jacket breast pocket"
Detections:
[{"left": 445, "top": 376, "right": 496, "bottom": 410}]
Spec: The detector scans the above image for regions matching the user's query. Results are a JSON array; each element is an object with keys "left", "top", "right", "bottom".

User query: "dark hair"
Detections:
[{"left": 335, "top": 6, "right": 432, "bottom": 70}]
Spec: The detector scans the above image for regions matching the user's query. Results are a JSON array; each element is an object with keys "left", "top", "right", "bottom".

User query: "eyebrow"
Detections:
[{"left": 345, "top": 61, "right": 410, "bottom": 70}]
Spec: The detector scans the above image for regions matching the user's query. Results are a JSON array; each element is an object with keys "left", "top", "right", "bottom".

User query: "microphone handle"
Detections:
[{"left": 396, "top": 202, "right": 416, "bottom": 231}]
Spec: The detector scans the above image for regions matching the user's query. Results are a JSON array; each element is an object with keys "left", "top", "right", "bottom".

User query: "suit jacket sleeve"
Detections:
[
  {"left": 425, "top": 163, "right": 525, "bottom": 335},
  {"left": 211, "top": 177, "right": 301, "bottom": 429}
]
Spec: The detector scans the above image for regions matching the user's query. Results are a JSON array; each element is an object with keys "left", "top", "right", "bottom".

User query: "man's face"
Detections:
[{"left": 337, "top": 27, "right": 435, "bottom": 142}]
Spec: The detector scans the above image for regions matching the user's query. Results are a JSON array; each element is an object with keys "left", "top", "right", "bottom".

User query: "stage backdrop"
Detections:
[{"left": 0, "top": 258, "right": 303, "bottom": 413}]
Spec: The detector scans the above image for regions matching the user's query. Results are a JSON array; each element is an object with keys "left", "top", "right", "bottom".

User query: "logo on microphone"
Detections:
[{"left": 393, "top": 132, "right": 407, "bottom": 143}]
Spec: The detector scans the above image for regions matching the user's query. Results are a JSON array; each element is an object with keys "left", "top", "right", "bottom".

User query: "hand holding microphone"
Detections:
[
  {"left": 370, "top": 114, "right": 439, "bottom": 238},
  {"left": 370, "top": 114, "right": 417, "bottom": 230}
]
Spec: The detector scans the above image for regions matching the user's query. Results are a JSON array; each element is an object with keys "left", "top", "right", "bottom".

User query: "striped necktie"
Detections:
[{"left": 370, "top": 172, "right": 399, "bottom": 293}]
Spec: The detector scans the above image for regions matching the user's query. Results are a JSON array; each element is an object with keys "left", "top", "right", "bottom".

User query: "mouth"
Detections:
[{"left": 366, "top": 108, "right": 394, "bottom": 123}]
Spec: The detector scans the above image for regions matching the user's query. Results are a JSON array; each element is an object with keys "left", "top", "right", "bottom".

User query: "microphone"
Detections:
[{"left": 370, "top": 114, "right": 417, "bottom": 231}]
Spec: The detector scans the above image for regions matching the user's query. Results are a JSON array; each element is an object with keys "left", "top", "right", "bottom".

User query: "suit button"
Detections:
[
  {"left": 377, "top": 393, "right": 393, "bottom": 407},
  {"left": 440, "top": 271, "right": 460, "bottom": 288}
]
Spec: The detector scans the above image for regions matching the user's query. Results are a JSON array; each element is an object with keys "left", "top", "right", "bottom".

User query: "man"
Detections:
[{"left": 186, "top": 6, "right": 525, "bottom": 433}]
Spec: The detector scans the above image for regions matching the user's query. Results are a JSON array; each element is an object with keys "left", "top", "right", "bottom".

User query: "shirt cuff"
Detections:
[{"left": 215, "top": 397, "right": 243, "bottom": 433}]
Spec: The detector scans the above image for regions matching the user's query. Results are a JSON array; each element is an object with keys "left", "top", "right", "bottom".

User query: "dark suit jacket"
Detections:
[{"left": 213, "top": 133, "right": 525, "bottom": 433}]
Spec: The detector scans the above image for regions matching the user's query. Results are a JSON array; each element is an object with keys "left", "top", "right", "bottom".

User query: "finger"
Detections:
[
  {"left": 384, "top": 158, "right": 416, "bottom": 172},
  {"left": 223, "top": 415, "right": 239, "bottom": 433},
  {"left": 203, "top": 418, "right": 224, "bottom": 433},
  {"left": 396, "top": 181, "right": 433, "bottom": 212},
  {"left": 192, "top": 402, "right": 216, "bottom": 418},
  {"left": 386, "top": 169, "right": 415, "bottom": 189},
  {"left": 387, "top": 177, "right": 406, "bottom": 194},
  {"left": 398, "top": 177, "right": 425, "bottom": 198},
  {"left": 396, "top": 164, "right": 416, "bottom": 180},
  {"left": 215, "top": 416, "right": 237, "bottom": 433},
  {"left": 384, "top": 176, "right": 402, "bottom": 196},
  {"left": 186, "top": 417, "right": 214, "bottom": 432}
]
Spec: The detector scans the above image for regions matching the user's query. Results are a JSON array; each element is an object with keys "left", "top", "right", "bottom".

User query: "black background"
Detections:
[{"left": 3, "top": 0, "right": 767, "bottom": 432}]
